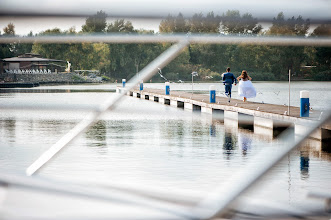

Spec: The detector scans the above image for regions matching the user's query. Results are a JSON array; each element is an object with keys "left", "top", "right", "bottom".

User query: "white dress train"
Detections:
[{"left": 238, "top": 80, "right": 256, "bottom": 98}]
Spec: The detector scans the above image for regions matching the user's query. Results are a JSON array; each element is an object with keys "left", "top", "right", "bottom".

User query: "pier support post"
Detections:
[
  {"left": 295, "top": 124, "right": 322, "bottom": 140},
  {"left": 149, "top": 95, "right": 155, "bottom": 101},
  {"left": 254, "top": 117, "right": 273, "bottom": 129},
  {"left": 224, "top": 117, "right": 238, "bottom": 130},
  {"left": 224, "top": 110, "right": 238, "bottom": 120},
  {"left": 184, "top": 102, "right": 193, "bottom": 110},
  {"left": 254, "top": 117, "right": 274, "bottom": 140},
  {"left": 202, "top": 107, "right": 213, "bottom": 114},
  {"left": 170, "top": 100, "right": 177, "bottom": 107}
]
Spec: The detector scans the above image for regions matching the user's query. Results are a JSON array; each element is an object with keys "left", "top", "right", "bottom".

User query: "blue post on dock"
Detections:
[
  {"left": 209, "top": 85, "right": 216, "bottom": 103},
  {"left": 165, "top": 82, "right": 170, "bottom": 95},
  {"left": 140, "top": 80, "right": 143, "bottom": 91},
  {"left": 300, "top": 90, "right": 309, "bottom": 117},
  {"left": 122, "top": 79, "right": 126, "bottom": 88}
]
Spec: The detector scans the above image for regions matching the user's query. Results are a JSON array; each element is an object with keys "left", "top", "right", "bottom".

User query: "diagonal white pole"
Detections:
[{"left": 26, "top": 40, "right": 188, "bottom": 176}]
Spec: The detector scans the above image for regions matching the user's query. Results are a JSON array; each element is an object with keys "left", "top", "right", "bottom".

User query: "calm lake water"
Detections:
[{"left": 0, "top": 82, "right": 330, "bottom": 212}]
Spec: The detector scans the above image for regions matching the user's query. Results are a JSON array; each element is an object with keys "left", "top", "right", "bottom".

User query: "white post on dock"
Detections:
[
  {"left": 140, "top": 80, "right": 143, "bottom": 91},
  {"left": 165, "top": 82, "right": 170, "bottom": 95},
  {"left": 209, "top": 85, "right": 216, "bottom": 103},
  {"left": 300, "top": 90, "right": 310, "bottom": 117},
  {"left": 288, "top": 69, "right": 291, "bottom": 115}
]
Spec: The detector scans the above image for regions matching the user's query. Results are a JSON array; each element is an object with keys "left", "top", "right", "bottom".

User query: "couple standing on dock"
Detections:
[{"left": 222, "top": 67, "right": 256, "bottom": 103}]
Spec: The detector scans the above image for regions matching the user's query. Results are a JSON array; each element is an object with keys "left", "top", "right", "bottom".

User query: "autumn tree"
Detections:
[
  {"left": 3, "top": 23, "right": 15, "bottom": 35},
  {"left": 82, "top": 10, "right": 107, "bottom": 33},
  {"left": 0, "top": 23, "right": 16, "bottom": 59},
  {"left": 159, "top": 13, "right": 189, "bottom": 33},
  {"left": 268, "top": 12, "right": 310, "bottom": 36}
]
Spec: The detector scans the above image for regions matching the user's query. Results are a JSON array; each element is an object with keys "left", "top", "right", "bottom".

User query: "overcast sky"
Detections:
[{"left": 0, "top": 0, "right": 330, "bottom": 35}]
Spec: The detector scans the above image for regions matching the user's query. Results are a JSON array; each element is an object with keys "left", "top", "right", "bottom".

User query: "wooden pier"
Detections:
[{"left": 117, "top": 87, "right": 331, "bottom": 144}]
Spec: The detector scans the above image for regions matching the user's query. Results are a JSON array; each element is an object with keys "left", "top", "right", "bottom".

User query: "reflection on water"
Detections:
[
  {"left": 0, "top": 85, "right": 330, "bottom": 210},
  {"left": 300, "top": 151, "right": 310, "bottom": 180},
  {"left": 223, "top": 131, "right": 237, "bottom": 160},
  {"left": 0, "top": 119, "right": 16, "bottom": 143},
  {"left": 238, "top": 133, "right": 252, "bottom": 156},
  {"left": 210, "top": 124, "right": 216, "bottom": 137},
  {"left": 86, "top": 121, "right": 107, "bottom": 147}
]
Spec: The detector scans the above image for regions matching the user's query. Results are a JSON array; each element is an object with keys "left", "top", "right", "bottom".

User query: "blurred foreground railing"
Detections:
[
  {"left": 1, "top": 34, "right": 331, "bottom": 46},
  {"left": 1, "top": 31, "right": 331, "bottom": 219}
]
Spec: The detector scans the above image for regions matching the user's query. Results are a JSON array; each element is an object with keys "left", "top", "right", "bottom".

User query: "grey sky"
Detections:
[{"left": 0, "top": 0, "right": 330, "bottom": 35}]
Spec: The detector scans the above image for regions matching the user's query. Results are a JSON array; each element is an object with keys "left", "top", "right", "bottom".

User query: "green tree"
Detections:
[
  {"left": 13, "top": 31, "right": 34, "bottom": 56},
  {"left": 0, "top": 23, "right": 15, "bottom": 59},
  {"left": 189, "top": 13, "right": 205, "bottom": 33},
  {"left": 32, "top": 28, "right": 68, "bottom": 59},
  {"left": 174, "top": 13, "right": 189, "bottom": 33},
  {"left": 106, "top": 19, "right": 136, "bottom": 33},
  {"left": 159, "top": 14, "right": 176, "bottom": 33},
  {"left": 189, "top": 12, "right": 220, "bottom": 33},
  {"left": 310, "top": 24, "right": 331, "bottom": 80},
  {"left": 82, "top": 10, "right": 107, "bottom": 33},
  {"left": 266, "top": 13, "right": 310, "bottom": 79},
  {"left": 205, "top": 12, "right": 221, "bottom": 33},
  {"left": 220, "top": 10, "right": 262, "bottom": 34},
  {"left": 159, "top": 13, "right": 189, "bottom": 33}
]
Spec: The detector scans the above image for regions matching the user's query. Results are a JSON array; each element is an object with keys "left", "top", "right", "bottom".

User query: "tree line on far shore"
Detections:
[{"left": 0, "top": 10, "right": 330, "bottom": 82}]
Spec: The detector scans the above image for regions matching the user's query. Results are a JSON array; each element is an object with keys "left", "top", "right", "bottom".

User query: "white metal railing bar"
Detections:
[
  {"left": 0, "top": 173, "right": 195, "bottom": 219},
  {"left": 26, "top": 40, "right": 189, "bottom": 177},
  {"left": 0, "top": 34, "right": 331, "bottom": 47},
  {"left": 0, "top": 1, "right": 330, "bottom": 24},
  {"left": 191, "top": 107, "right": 331, "bottom": 219},
  {"left": 0, "top": 102, "right": 103, "bottom": 112}
]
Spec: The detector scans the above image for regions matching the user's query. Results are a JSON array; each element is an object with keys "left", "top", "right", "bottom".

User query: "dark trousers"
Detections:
[{"left": 225, "top": 84, "right": 232, "bottom": 98}]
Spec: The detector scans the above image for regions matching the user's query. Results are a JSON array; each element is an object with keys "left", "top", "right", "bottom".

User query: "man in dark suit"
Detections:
[{"left": 222, "top": 67, "right": 237, "bottom": 103}]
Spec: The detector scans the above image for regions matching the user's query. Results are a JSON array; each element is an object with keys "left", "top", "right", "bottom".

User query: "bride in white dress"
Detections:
[{"left": 237, "top": 70, "right": 256, "bottom": 102}]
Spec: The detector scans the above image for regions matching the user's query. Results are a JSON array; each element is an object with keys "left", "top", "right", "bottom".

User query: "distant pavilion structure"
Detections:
[{"left": 1, "top": 53, "right": 66, "bottom": 74}]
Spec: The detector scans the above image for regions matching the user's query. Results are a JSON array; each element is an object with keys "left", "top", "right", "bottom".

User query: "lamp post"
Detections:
[{"left": 191, "top": 71, "right": 198, "bottom": 96}]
